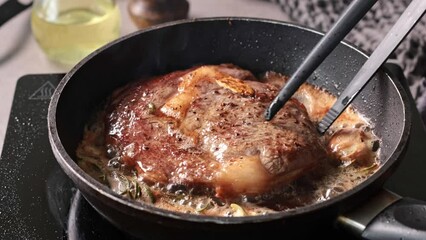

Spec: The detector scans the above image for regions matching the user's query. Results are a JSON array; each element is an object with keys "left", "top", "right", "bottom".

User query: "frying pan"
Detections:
[{"left": 48, "top": 18, "right": 426, "bottom": 239}]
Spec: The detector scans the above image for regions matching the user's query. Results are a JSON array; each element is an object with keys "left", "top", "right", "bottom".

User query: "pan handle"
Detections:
[
  {"left": 0, "top": 0, "right": 32, "bottom": 28},
  {"left": 337, "top": 189, "right": 426, "bottom": 240}
]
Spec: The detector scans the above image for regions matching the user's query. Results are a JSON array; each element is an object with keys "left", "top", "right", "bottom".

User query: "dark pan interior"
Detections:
[{"left": 50, "top": 18, "right": 409, "bottom": 230}]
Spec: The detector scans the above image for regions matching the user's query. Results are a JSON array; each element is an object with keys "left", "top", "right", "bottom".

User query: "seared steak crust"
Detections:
[{"left": 105, "top": 64, "right": 327, "bottom": 198}]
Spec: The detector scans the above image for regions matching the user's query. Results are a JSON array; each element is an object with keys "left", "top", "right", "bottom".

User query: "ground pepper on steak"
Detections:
[{"left": 104, "top": 64, "right": 328, "bottom": 198}]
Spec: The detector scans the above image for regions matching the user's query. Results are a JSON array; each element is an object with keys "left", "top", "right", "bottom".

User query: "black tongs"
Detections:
[{"left": 265, "top": 0, "right": 426, "bottom": 134}]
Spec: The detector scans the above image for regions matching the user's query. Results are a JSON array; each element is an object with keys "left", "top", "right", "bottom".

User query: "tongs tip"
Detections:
[
  {"left": 264, "top": 98, "right": 283, "bottom": 121},
  {"left": 263, "top": 0, "right": 377, "bottom": 122}
]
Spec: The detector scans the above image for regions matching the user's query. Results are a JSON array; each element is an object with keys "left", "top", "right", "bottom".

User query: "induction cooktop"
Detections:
[{"left": 1, "top": 71, "right": 425, "bottom": 239}]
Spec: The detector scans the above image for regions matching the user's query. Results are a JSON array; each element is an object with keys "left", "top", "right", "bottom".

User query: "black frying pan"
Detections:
[{"left": 47, "top": 18, "right": 426, "bottom": 239}]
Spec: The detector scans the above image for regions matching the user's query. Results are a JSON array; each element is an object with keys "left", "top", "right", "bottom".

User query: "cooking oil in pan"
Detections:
[{"left": 31, "top": 0, "right": 121, "bottom": 66}]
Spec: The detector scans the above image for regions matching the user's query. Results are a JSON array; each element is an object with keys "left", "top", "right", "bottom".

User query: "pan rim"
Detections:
[{"left": 47, "top": 17, "right": 412, "bottom": 224}]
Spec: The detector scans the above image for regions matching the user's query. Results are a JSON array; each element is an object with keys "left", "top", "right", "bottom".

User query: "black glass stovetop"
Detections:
[{"left": 1, "top": 73, "right": 426, "bottom": 240}]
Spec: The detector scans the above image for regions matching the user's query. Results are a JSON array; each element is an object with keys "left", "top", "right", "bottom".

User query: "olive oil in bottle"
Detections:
[{"left": 31, "top": 0, "right": 121, "bottom": 66}]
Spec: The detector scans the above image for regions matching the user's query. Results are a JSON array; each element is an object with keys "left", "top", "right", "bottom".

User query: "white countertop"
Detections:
[{"left": 0, "top": 0, "right": 290, "bottom": 154}]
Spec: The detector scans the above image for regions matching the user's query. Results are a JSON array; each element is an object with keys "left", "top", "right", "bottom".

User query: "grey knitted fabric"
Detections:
[{"left": 267, "top": 0, "right": 426, "bottom": 125}]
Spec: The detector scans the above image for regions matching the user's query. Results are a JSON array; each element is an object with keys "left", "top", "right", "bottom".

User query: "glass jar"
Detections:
[{"left": 31, "top": 0, "right": 121, "bottom": 66}]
